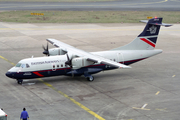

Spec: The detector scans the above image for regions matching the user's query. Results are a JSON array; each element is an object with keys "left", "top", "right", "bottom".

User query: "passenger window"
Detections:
[
  {"left": 57, "top": 65, "right": 59, "bottom": 68},
  {"left": 53, "top": 65, "right": 55, "bottom": 68},
  {"left": 26, "top": 64, "right": 30, "bottom": 68},
  {"left": 61, "top": 64, "right": 63, "bottom": 67}
]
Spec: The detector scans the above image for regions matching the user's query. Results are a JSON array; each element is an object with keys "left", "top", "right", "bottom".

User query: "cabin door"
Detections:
[
  {"left": 117, "top": 53, "right": 124, "bottom": 64},
  {"left": 52, "top": 63, "right": 56, "bottom": 71}
]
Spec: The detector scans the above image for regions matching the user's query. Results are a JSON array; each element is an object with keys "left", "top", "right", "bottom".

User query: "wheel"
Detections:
[
  {"left": 87, "top": 76, "right": 94, "bottom": 82},
  {"left": 17, "top": 79, "right": 23, "bottom": 84}
]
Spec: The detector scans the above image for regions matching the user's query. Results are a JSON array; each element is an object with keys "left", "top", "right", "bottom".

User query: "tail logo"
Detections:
[{"left": 149, "top": 25, "right": 157, "bottom": 34}]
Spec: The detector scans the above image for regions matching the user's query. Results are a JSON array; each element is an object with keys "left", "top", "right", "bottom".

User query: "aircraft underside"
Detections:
[{"left": 6, "top": 57, "right": 147, "bottom": 84}]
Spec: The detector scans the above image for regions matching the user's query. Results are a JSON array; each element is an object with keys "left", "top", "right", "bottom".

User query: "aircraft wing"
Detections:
[{"left": 46, "top": 38, "right": 131, "bottom": 69}]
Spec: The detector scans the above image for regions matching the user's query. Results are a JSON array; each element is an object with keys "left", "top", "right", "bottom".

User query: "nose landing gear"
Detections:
[{"left": 16, "top": 79, "right": 23, "bottom": 84}]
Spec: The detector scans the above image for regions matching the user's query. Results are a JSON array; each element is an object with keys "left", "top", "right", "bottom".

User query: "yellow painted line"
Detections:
[
  {"left": 172, "top": 75, "right": 176, "bottom": 77},
  {"left": 132, "top": 107, "right": 150, "bottom": 111},
  {"left": 0, "top": 55, "right": 15, "bottom": 66},
  {"left": 37, "top": 78, "right": 105, "bottom": 120},
  {"left": 1, "top": 56, "right": 105, "bottom": 120},
  {"left": 156, "top": 108, "right": 168, "bottom": 112},
  {"left": 156, "top": 91, "right": 160, "bottom": 95}
]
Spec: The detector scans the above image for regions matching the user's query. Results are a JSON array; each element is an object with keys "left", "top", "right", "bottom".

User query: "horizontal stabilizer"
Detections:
[{"left": 140, "top": 20, "right": 172, "bottom": 27}]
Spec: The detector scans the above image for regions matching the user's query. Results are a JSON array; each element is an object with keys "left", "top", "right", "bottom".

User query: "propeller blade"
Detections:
[
  {"left": 42, "top": 42, "right": 49, "bottom": 56},
  {"left": 42, "top": 45, "right": 46, "bottom": 51},
  {"left": 47, "top": 42, "right": 48, "bottom": 51},
  {"left": 65, "top": 53, "right": 72, "bottom": 68},
  {"left": 66, "top": 53, "right": 70, "bottom": 61}
]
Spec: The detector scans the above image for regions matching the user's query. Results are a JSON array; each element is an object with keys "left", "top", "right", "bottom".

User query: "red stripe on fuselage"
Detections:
[
  {"left": 33, "top": 72, "right": 44, "bottom": 77},
  {"left": 140, "top": 38, "right": 155, "bottom": 47}
]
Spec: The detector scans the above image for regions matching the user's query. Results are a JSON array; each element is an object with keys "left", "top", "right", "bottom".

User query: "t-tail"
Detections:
[{"left": 112, "top": 17, "right": 172, "bottom": 50}]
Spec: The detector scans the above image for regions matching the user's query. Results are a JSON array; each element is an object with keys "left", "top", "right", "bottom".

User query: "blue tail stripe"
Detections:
[{"left": 147, "top": 37, "right": 158, "bottom": 44}]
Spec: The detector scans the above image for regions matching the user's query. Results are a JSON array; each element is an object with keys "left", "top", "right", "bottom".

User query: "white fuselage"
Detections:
[{"left": 6, "top": 49, "right": 162, "bottom": 80}]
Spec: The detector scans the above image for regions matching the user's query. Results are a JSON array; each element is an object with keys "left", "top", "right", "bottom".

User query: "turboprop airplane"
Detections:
[{"left": 6, "top": 17, "right": 171, "bottom": 84}]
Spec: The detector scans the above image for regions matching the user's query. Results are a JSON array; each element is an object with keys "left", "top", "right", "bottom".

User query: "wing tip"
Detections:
[{"left": 120, "top": 66, "right": 131, "bottom": 69}]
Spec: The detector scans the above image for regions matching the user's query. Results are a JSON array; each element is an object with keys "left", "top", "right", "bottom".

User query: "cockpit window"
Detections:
[
  {"left": 26, "top": 64, "right": 30, "bottom": 68},
  {"left": 15, "top": 63, "right": 22, "bottom": 67},
  {"left": 21, "top": 64, "right": 26, "bottom": 68},
  {"left": 16, "top": 63, "right": 30, "bottom": 68}
]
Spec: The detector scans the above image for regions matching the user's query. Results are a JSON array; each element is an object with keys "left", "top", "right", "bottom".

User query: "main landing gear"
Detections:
[
  {"left": 84, "top": 72, "right": 94, "bottom": 82},
  {"left": 17, "top": 79, "right": 23, "bottom": 84},
  {"left": 86, "top": 76, "right": 94, "bottom": 82}
]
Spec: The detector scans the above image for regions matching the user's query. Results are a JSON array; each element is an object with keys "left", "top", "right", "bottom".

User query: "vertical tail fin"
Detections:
[{"left": 112, "top": 17, "right": 172, "bottom": 50}]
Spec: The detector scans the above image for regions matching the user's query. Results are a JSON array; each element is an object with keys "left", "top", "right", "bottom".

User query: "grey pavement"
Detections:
[{"left": 0, "top": 22, "right": 180, "bottom": 120}]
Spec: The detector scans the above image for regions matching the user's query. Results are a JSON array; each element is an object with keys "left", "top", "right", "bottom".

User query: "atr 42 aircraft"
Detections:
[{"left": 6, "top": 18, "right": 171, "bottom": 84}]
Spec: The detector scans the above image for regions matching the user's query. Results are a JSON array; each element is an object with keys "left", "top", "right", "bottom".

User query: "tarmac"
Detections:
[
  {"left": 0, "top": 0, "right": 180, "bottom": 11},
  {"left": 0, "top": 22, "right": 180, "bottom": 120}
]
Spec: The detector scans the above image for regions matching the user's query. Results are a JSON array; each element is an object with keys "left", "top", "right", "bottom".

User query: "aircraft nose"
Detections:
[{"left": 6, "top": 72, "right": 13, "bottom": 78}]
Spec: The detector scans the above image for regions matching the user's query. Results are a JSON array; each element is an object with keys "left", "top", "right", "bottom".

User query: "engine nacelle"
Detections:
[
  {"left": 72, "top": 57, "right": 94, "bottom": 69},
  {"left": 48, "top": 48, "right": 66, "bottom": 56}
]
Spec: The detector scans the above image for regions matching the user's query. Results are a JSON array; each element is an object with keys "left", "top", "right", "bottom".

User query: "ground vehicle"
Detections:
[{"left": 0, "top": 109, "right": 7, "bottom": 120}]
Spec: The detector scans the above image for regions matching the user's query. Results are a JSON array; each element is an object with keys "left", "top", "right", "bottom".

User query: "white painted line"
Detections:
[{"left": 141, "top": 104, "right": 148, "bottom": 109}]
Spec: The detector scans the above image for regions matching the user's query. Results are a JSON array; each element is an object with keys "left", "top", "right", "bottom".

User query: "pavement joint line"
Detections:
[
  {"left": 36, "top": 78, "right": 106, "bottom": 120},
  {"left": 0, "top": 28, "right": 179, "bottom": 31},
  {"left": 0, "top": 28, "right": 142, "bottom": 31},
  {"left": 0, "top": 55, "right": 106, "bottom": 120},
  {"left": 132, "top": 107, "right": 150, "bottom": 111}
]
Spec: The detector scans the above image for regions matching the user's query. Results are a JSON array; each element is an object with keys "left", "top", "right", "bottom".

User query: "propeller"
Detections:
[
  {"left": 65, "top": 53, "right": 72, "bottom": 68},
  {"left": 42, "top": 42, "right": 49, "bottom": 56},
  {"left": 65, "top": 53, "right": 75, "bottom": 77}
]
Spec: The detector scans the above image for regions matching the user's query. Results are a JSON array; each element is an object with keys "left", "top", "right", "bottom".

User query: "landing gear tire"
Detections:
[
  {"left": 17, "top": 79, "right": 23, "bottom": 84},
  {"left": 87, "top": 76, "right": 94, "bottom": 82}
]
